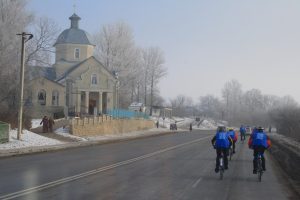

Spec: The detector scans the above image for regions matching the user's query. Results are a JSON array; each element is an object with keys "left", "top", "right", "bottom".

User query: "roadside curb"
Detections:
[
  {"left": 268, "top": 135, "right": 300, "bottom": 198},
  {"left": 0, "top": 129, "right": 190, "bottom": 158}
]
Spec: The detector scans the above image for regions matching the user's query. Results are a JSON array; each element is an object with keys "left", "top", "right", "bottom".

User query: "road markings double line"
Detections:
[{"left": 0, "top": 135, "right": 211, "bottom": 200}]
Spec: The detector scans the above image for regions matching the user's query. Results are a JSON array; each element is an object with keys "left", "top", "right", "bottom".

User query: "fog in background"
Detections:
[{"left": 28, "top": 0, "right": 300, "bottom": 102}]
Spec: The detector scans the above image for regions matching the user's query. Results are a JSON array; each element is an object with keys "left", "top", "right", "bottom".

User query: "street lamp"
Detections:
[{"left": 16, "top": 32, "right": 33, "bottom": 140}]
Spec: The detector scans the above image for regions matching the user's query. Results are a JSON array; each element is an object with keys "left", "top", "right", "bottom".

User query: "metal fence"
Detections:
[
  {"left": 0, "top": 121, "right": 10, "bottom": 143},
  {"left": 107, "top": 109, "right": 150, "bottom": 119}
]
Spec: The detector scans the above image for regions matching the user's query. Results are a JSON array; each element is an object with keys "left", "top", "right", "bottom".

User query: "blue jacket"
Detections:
[
  {"left": 214, "top": 131, "right": 231, "bottom": 148},
  {"left": 227, "top": 130, "right": 235, "bottom": 140},
  {"left": 240, "top": 126, "right": 246, "bottom": 133},
  {"left": 251, "top": 132, "right": 268, "bottom": 148}
]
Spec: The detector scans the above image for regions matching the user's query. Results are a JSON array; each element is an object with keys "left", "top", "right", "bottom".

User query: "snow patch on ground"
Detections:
[
  {"left": 0, "top": 129, "right": 64, "bottom": 150},
  {"left": 31, "top": 119, "right": 42, "bottom": 129},
  {"left": 0, "top": 117, "right": 227, "bottom": 151},
  {"left": 55, "top": 127, "right": 88, "bottom": 142},
  {"left": 194, "top": 118, "right": 227, "bottom": 130},
  {"left": 151, "top": 116, "right": 227, "bottom": 130}
]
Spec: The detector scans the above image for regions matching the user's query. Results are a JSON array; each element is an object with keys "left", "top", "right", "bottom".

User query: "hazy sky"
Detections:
[{"left": 28, "top": 0, "right": 300, "bottom": 102}]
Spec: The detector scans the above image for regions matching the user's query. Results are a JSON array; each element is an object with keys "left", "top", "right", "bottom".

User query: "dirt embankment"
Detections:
[{"left": 268, "top": 133, "right": 300, "bottom": 197}]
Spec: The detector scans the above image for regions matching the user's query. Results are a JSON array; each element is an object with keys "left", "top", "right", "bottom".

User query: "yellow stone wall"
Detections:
[{"left": 70, "top": 117, "right": 155, "bottom": 136}]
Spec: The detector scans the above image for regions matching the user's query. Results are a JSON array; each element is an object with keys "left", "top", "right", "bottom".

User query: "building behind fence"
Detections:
[{"left": 0, "top": 121, "right": 10, "bottom": 143}]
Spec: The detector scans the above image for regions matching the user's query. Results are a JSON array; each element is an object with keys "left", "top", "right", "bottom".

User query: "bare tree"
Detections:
[
  {"left": 169, "top": 95, "right": 194, "bottom": 117},
  {"left": 221, "top": 79, "right": 243, "bottom": 123},
  {"left": 0, "top": 0, "right": 32, "bottom": 126},
  {"left": 243, "top": 89, "right": 264, "bottom": 111},
  {"left": 26, "top": 17, "right": 60, "bottom": 66},
  {"left": 142, "top": 47, "right": 167, "bottom": 115},
  {"left": 198, "top": 95, "right": 223, "bottom": 119},
  {"left": 93, "top": 22, "right": 141, "bottom": 107}
]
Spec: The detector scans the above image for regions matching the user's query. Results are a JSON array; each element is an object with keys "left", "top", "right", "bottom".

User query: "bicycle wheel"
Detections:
[
  {"left": 220, "top": 168, "right": 224, "bottom": 180},
  {"left": 219, "top": 157, "right": 224, "bottom": 180},
  {"left": 257, "top": 158, "right": 263, "bottom": 182},
  {"left": 258, "top": 170, "right": 262, "bottom": 182}
]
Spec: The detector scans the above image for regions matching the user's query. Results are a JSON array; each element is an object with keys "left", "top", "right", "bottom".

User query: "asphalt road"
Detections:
[{"left": 0, "top": 130, "right": 294, "bottom": 200}]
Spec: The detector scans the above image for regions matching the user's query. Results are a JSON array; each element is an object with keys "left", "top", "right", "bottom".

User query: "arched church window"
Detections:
[
  {"left": 38, "top": 90, "right": 46, "bottom": 106},
  {"left": 52, "top": 90, "right": 59, "bottom": 106},
  {"left": 74, "top": 48, "right": 80, "bottom": 59},
  {"left": 91, "top": 74, "right": 97, "bottom": 85}
]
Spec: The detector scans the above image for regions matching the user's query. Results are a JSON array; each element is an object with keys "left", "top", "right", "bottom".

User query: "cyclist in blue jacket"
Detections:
[
  {"left": 227, "top": 128, "right": 237, "bottom": 153},
  {"left": 248, "top": 127, "right": 271, "bottom": 174},
  {"left": 240, "top": 125, "right": 246, "bottom": 141},
  {"left": 211, "top": 126, "right": 233, "bottom": 173}
]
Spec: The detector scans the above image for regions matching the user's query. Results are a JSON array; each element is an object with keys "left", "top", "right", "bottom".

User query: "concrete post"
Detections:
[
  {"left": 76, "top": 91, "right": 81, "bottom": 114},
  {"left": 85, "top": 91, "right": 89, "bottom": 114},
  {"left": 98, "top": 91, "right": 102, "bottom": 115}
]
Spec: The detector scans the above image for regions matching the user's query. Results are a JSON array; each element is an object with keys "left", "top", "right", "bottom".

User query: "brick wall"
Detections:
[{"left": 70, "top": 116, "right": 155, "bottom": 136}]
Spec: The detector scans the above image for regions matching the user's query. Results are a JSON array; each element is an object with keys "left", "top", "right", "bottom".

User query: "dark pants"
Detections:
[
  {"left": 241, "top": 132, "right": 246, "bottom": 141},
  {"left": 216, "top": 148, "right": 229, "bottom": 169},
  {"left": 253, "top": 146, "right": 266, "bottom": 170},
  {"left": 232, "top": 141, "right": 236, "bottom": 152}
]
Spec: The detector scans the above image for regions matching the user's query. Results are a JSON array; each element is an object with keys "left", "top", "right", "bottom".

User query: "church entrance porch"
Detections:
[
  {"left": 78, "top": 91, "right": 109, "bottom": 116},
  {"left": 89, "top": 99, "right": 96, "bottom": 115}
]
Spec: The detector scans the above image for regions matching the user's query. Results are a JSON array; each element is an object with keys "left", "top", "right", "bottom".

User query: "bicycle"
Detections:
[
  {"left": 219, "top": 152, "right": 225, "bottom": 180},
  {"left": 257, "top": 153, "right": 264, "bottom": 182}
]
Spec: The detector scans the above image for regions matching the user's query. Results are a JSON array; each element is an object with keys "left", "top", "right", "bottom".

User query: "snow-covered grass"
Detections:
[
  {"left": 31, "top": 118, "right": 66, "bottom": 129},
  {"left": 151, "top": 116, "right": 192, "bottom": 129},
  {"left": 31, "top": 119, "right": 42, "bottom": 129},
  {"left": 0, "top": 117, "right": 226, "bottom": 152},
  {"left": 0, "top": 129, "right": 64, "bottom": 150},
  {"left": 55, "top": 127, "right": 88, "bottom": 142},
  {"left": 193, "top": 118, "right": 227, "bottom": 130}
]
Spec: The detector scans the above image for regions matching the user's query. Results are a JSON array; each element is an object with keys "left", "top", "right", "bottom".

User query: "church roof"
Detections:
[
  {"left": 54, "top": 13, "right": 94, "bottom": 46},
  {"left": 27, "top": 66, "right": 56, "bottom": 81},
  {"left": 56, "top": 56, "right": 117, "bottom": 82}
]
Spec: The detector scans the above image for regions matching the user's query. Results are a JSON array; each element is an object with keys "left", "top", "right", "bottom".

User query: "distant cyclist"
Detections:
[
  {"left": 251, "top": 127, "right": 258, "bottom": 135},
  {"left": 240, "top": 125, "right": 246, "bottom": 141},
  {"left": 211, "top": 126, "right": 233, "bottom": 173},
  {"left": 248, "top": 127, "right": 271, "bottom": 174},
  {"left": 227, "top": 128, "right": 238, "bottom": 153}
]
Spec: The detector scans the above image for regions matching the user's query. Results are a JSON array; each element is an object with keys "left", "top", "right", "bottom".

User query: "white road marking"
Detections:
[
  {"left": 192, "top": 177, "right": 203, "bottom": 188},
  {"left": 0, "top": 135, "right": 211, "bottom": 200}
]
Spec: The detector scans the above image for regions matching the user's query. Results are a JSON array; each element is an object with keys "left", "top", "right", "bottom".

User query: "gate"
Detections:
[{"left": 0, "top": 121, "right": 10, "bottom": 143}]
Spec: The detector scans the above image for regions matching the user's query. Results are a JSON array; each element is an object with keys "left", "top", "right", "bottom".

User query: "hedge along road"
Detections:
[{"left": 0, "top": 130, "right": 294, "bottom": 200}]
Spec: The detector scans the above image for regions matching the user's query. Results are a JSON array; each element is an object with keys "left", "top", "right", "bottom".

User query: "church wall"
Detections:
[
  {"left": 55, "top": 43, "right": 94, "bottom": 63},
  {"left": 26, "top": 77, "right": 66, "bottom": 118},
  {"left": 71, "top": 59, "right": 114, "bottom": 92},
  {"left": 107, "top": 92, "right": 114, "bottom": 109},
  {"left": 28, "top": 77, "right": 65, "bottom": 107}
]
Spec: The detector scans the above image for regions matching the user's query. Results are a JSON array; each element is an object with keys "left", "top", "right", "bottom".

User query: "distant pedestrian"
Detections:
[
  {"left": 48, "top": 116, "right": 55, "bottom": 132},
  {"left": 269, "top": 126, "right": 272, "bottom": 133},
  {"left": 156, "top": 121, "right": 159, "bottom": 128},
  {"left": 190, "top": 123, "right": 192, "bottom": 131},
  {"left": 40, "top": 116, "right": 49, "bottom": 133}
]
